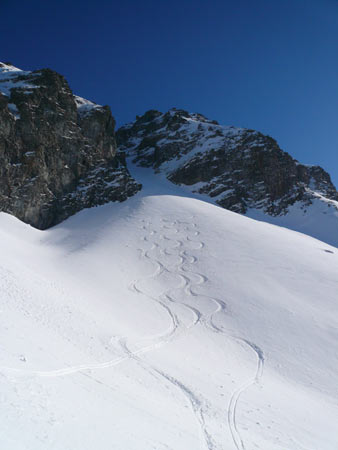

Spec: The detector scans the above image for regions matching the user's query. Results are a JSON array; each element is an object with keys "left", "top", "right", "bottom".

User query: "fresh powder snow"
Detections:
[{"left": 0, "top": 161, "right": 337, "bottom": 450}]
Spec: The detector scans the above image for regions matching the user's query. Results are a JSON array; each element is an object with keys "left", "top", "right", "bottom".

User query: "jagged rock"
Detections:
[
  {"left": 117, "top": 108, "right": 338, "bottom": 217},
  {"left": 0, "top": 62, "right": 141, "bottom": 229}
]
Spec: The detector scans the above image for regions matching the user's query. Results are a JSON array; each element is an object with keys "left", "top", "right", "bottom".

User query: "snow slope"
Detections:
[
  {"left": 1, "top": 163, "right": 338, "bottom": 450},
  {"left": 118, "top": 109, "right": 338, "bottom": 248}
]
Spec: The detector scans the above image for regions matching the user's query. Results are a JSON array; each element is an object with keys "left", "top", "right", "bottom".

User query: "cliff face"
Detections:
[
  {"left": 117, "top": 108, "right": 338, "bottom": 216},
  {"left": 0, "top": 63, "right": 140, "bottom": 229}
]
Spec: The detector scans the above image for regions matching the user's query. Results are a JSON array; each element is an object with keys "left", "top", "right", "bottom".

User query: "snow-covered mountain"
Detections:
[
  {"left": 117, "top": 108, "right": 338, "bottom": 247},
  {"left": 1, "top": 63, "right": 338, "bottom": 449},
  {"left": 1, "top": 160, "right": 338, "bottom": 450},
  {"left": 1, "top": 62, "right": 338, "bottom": 247}
]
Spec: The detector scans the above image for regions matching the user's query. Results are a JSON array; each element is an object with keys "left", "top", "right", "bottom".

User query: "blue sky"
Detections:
[{"left": 1, "top": 0, "right": 338, "bottom": 185}]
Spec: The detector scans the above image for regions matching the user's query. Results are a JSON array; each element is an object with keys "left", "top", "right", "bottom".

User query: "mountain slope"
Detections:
[
  {"left": 0, "top": 62, "right": 140, "bottom": 229},
  {"left": 1, "top": 162, "right": 337, "bottom": 450},
  {"left": 117, "top": 109, "right": 338, "bottom": 247}
]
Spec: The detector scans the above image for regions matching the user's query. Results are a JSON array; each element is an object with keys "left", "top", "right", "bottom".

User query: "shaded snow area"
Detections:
[
  {"left": 247, "top": 195, "right": 338, "bottom": 248},
  {"left": 178, "top": 177, "right": 338, "bottom": 248},
  {"left": 1, "top": 162, "right": 338, "bottom": 450}
]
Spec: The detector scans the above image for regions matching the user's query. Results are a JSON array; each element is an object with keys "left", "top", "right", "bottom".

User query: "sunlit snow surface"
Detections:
[{"left": 1, "top": 163, "right": 338, "bottom": 450}]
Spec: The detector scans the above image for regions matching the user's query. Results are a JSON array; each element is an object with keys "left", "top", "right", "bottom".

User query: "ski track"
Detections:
[
  {"left": 132, "top": 217, "right": 216, "bottom": 449},
  {"left": 0, "top": 214, "right": 265, "bottom": 450},
  {"left": 129, "top": 216, "right": 265, "bottom": 450},
  {"left": 226, "top": 339, "right": 264, "bottom": 450},
  {"left": 119, "top": 336, "right": 216, "bottom": 450},
  {"left": 153, "top": 217, "right": 265, "bottom": 450}
]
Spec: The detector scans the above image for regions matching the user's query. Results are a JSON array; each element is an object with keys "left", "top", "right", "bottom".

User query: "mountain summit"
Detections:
[
  {"left": 0, "top": 62, "right": 140, "bottom": 229},
  {"left": 117, "top": 108, "right": 338, "bottom": 246}
]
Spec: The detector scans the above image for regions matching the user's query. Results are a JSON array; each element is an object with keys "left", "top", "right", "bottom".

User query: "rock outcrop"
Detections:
[
  {"left": 2, "top": 61, "right": 337, "bottom": 237},
  {"left": 0, "top": 62, "right": 141, "bottom": 229},
  {"left": 117, "top": 108, "right": 338, "bottom": 217}
]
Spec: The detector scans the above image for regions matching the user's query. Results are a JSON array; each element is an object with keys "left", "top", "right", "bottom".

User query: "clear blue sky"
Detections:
[{"left": 1, "top": 0, "right": 338, "bottom": 185}]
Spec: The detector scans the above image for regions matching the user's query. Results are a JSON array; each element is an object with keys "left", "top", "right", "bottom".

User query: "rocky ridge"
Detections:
[
  {"left": 117, "top": 108, "right": 338, "bottom": 218},
  {"left": 0, "top": 62, "right": 140, "bottom": 229},
  {"left": 1, "top": 60, "right": 338, "bottom": 239}
]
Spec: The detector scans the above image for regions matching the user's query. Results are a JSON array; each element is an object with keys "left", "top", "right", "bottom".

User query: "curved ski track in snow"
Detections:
[
  {"left": 122, "top": 216, "right": 265, "bottom": 450},
  {"left": 0, "top": 215, "right": 265, "bottom": 450},
  {"left": 0, "top": 218, "right": 192, "bottom": 378},
  {"left": 125, "top": 217, "right": 218, "bottom": 450},
  {"left": 119, "top": 336, "right": 216, "bottom": 450},
  {"left": 227, "top": 340, "right": 264, "bottom": 450},
  {"left": 154, "top": 218, "right": 265, "bottom": 450}
]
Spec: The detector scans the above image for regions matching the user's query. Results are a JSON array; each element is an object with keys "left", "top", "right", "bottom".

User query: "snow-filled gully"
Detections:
[{"left": 0, "top": 215, "right": 264, "bottom": 450}]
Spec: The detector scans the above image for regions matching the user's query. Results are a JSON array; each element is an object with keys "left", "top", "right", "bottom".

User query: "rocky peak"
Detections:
[
  {"left": 117, "top": 109, "right": 338, "bottom": 219},
  {"left": 0, "top": 63, "right": 140, "bottom": 229}
]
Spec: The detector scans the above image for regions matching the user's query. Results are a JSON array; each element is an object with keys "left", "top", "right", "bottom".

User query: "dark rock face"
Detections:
[
  {"left": 117, "top": 108, "right": 338, "bottom": 216},
  {"left": 0, "top": 63, "right": 141, "bottom": 229}
]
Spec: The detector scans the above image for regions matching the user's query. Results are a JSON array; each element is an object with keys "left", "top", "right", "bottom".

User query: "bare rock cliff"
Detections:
[{"left": 0, "top": 62, "right": 140, "bottom": 229}]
